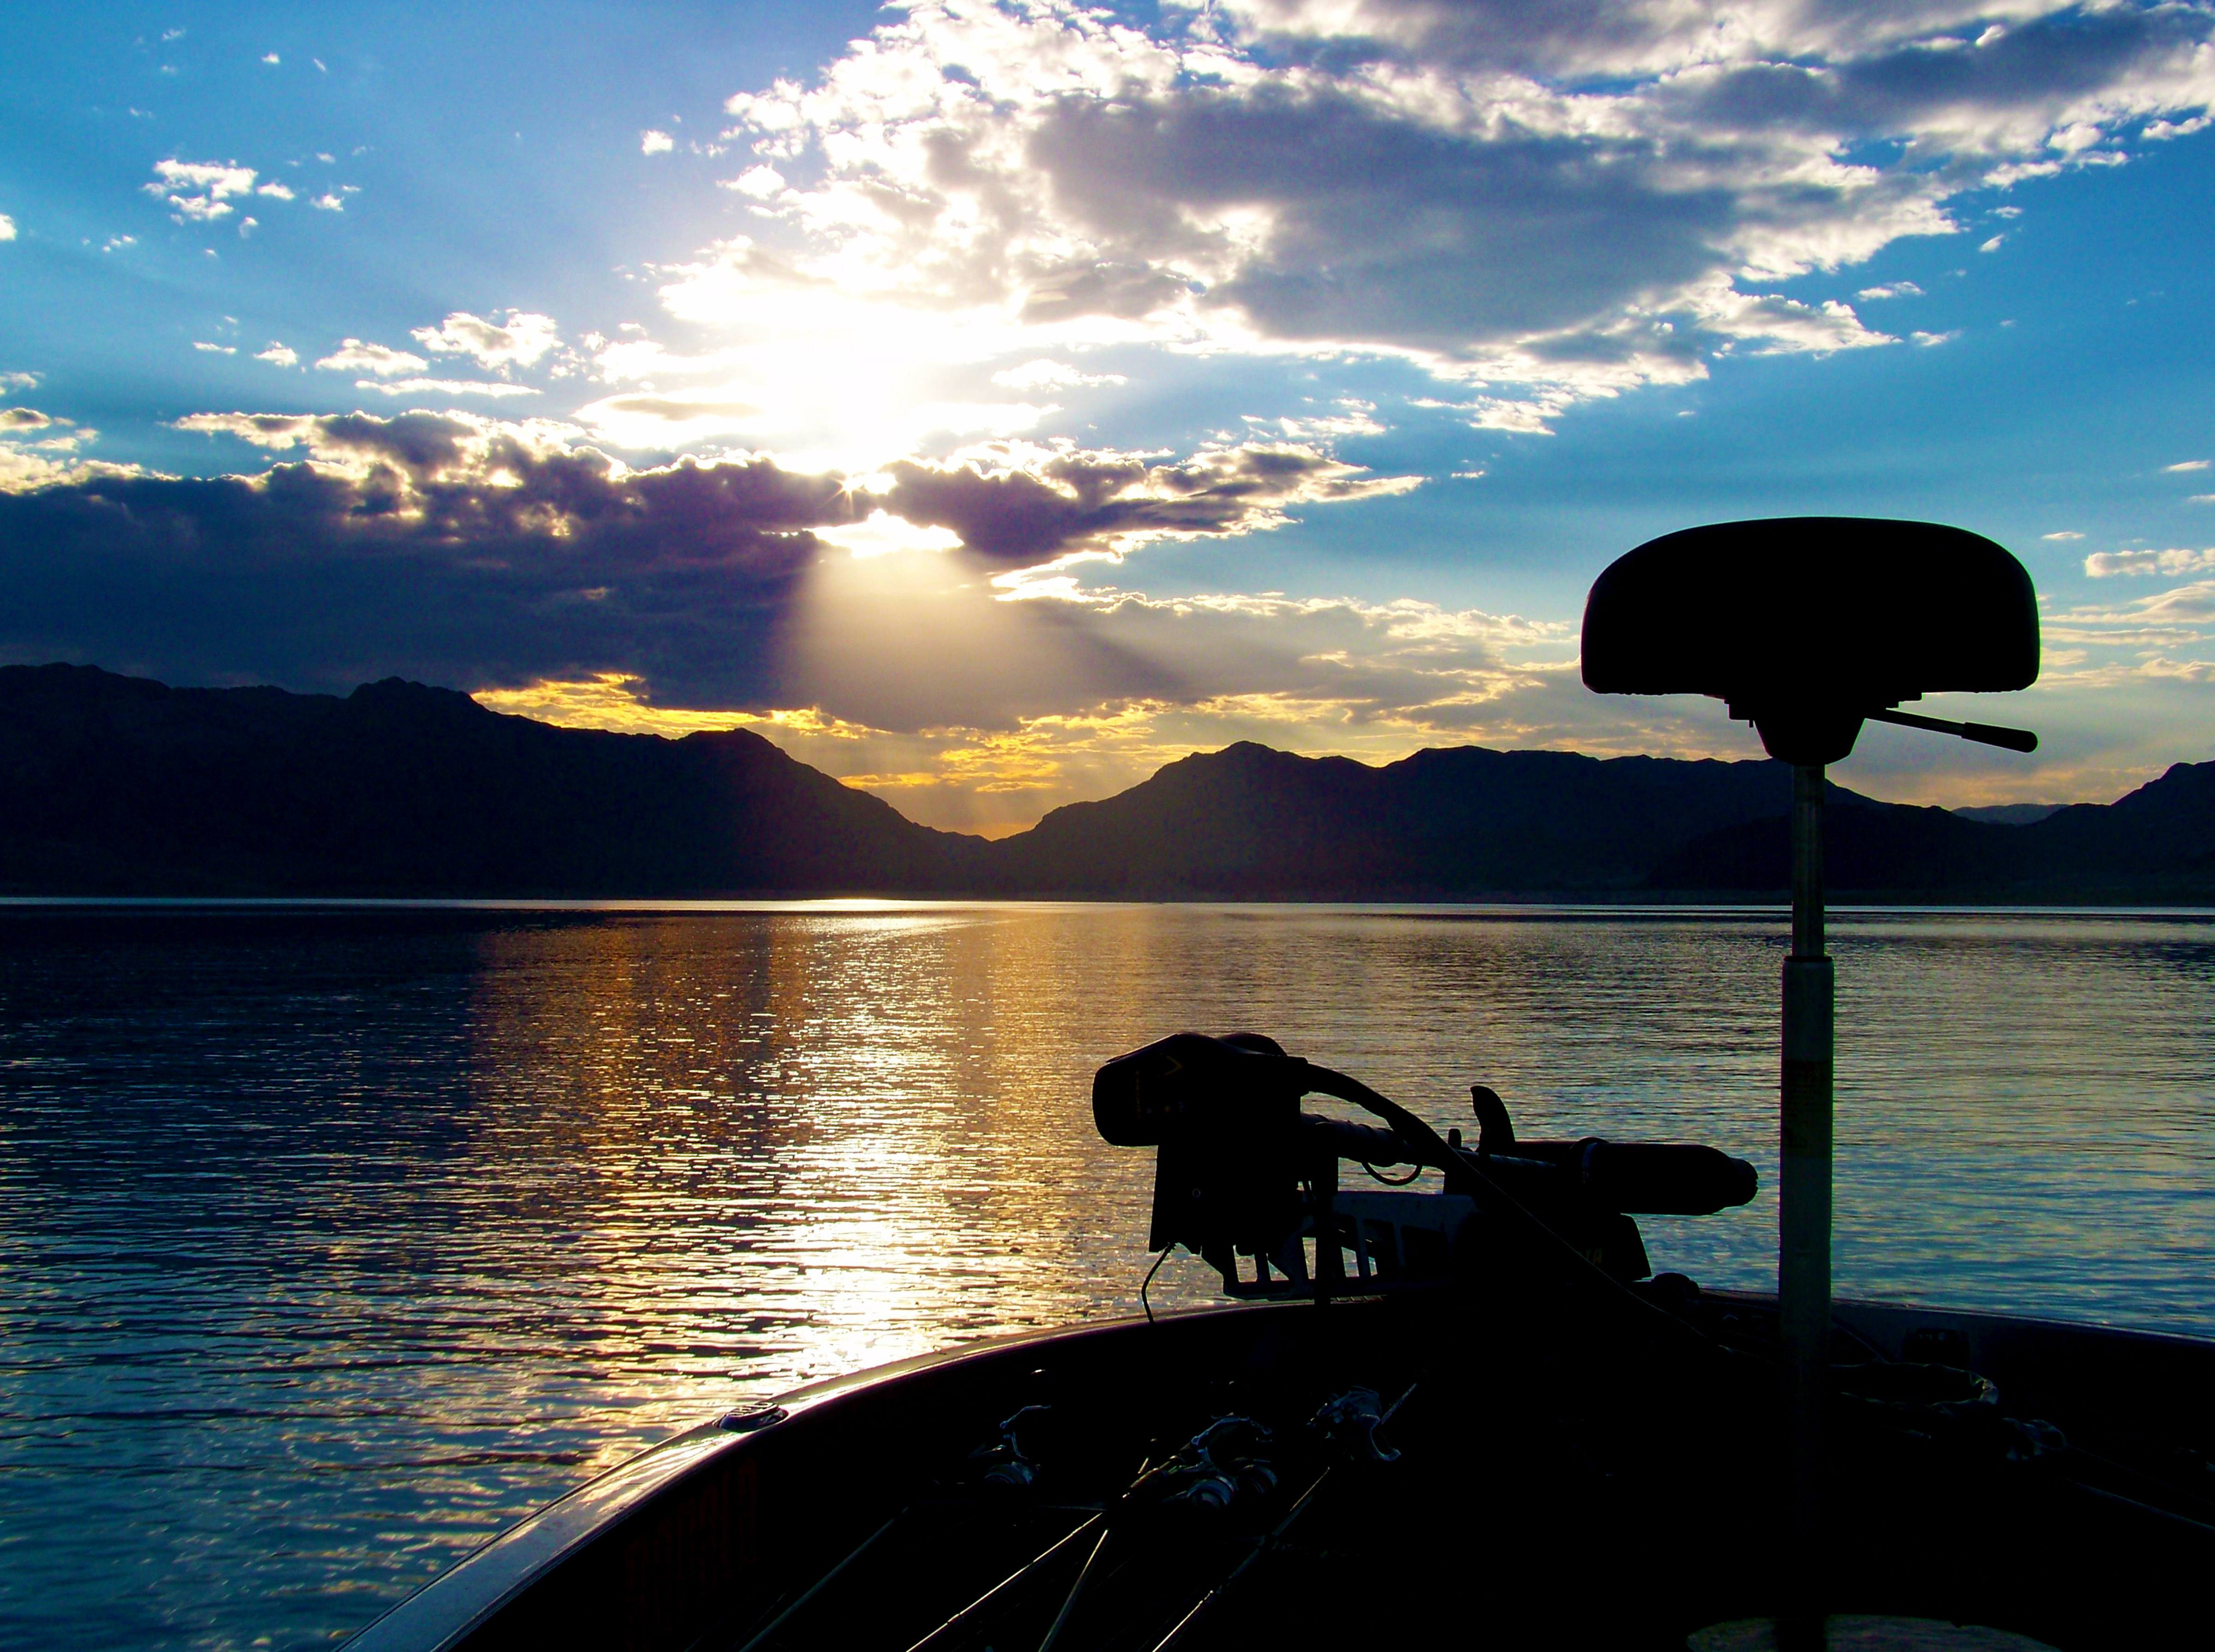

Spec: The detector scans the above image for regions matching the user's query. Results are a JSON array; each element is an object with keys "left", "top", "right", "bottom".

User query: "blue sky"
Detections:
[{"left": 4, "top": 0, "right": 2213, "bottom": 831}]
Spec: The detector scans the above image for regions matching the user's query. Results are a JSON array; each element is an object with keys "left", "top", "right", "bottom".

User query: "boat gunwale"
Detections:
[{"left": 343, "top": 1293, "right": 2215, "bottom": 1651}]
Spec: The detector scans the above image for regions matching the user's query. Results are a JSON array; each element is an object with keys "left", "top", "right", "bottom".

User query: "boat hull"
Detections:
[{"left": 349, "top": 1293, "right": 2215, "bottom": 1652}]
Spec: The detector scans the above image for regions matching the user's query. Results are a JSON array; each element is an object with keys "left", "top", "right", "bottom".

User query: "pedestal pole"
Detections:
[{"left": 1779, "top": 763, "right": 1834, "bottom": 1640}]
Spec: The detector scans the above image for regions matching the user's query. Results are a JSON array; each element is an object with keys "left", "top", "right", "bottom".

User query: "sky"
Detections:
[{"left": 3, "top": 1, "right": 2213, "bottom": 835}]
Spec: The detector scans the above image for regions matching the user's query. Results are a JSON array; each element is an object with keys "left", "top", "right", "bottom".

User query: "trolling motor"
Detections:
[{"left": 1093, "top": 1032, "right": 1755, "bottom": 1299}]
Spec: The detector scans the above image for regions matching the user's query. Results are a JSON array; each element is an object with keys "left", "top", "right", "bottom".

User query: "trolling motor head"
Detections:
[
  {"left": 1095, "top": 1032, "right": 1756, "bottom": 1299},
  {"left": 1581, "top": 517, "right": 2040, "bottom": 764}
]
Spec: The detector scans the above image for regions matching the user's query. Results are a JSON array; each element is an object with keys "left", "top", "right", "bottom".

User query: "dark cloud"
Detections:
[
  {"left": 1217, "top": 0, "right": 2197, "bottom": 85},
  {"left": 1671, "top": 7, "right": 2215, "bottom": 137},
  {"left": 0, "top": 414, "right": 1415, "bottom": 708},
  {"left": 0, "top": 413, "right": 847, "bottom": 703},
  {"left": 880, "top": 443, "right": 1419, "bottom": 565},
  {"left": 1025, "top": 84, "right": 1746, "bottom": 349},
  {"left": 1218, "top": 0, "right": 1718, "bottom": 75}
]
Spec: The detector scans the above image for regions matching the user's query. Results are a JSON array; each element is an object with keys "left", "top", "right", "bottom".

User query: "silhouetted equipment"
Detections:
[
  {"left": 1581, "top": 515, "right": 2043, "bottom": 1641},
  {"left": 1581, "top": 517, "right": 2039, "bottom": 764},
  {"left": 1091, "top": 1031, "right": 1756, "bottom": 1296}
]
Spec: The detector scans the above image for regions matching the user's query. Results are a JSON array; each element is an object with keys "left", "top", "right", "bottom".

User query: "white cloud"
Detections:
[
  {"left": 148, "top": 159, "right": 259, "bottom": 224},
  {"left": 314, "top": 340, "right": 429, "bottom": 376},
  {"left": 254, "top": 343, "right": 299, "bottom": 366},
  {"left": 261, "top": 53, "right": 280, "bottom": 66},
  {"left": 2085, "top": 548, "right": 2215, "bottom": 578},
  {"left": 192, "top": 341, "right": 237, "bottom": 354},
  {"left": 410, "top": 310, "right": 560, "bottom": 370},
  {"left": 0, "top": 214, "right": 14, "bottom": 242},
  {"left": 0, "top": 371, "right": 37, "bottom": 391},
  {"left": 1705, "top": 288, "right": 1895, "bottom": 354},
  {"left": 0, "top": 406, "right": 131, "bottom": 493},
  {"left": 101, "top": 234, "right": 135, "bottom": 252},
  {"left": 352, "top": 377, "right": 544, "bottom": 399},
  {"left": 1980, "top": 235, "right": 2006, "bottom": 253},
  {"left": 172, "top": 412, "right": 319, "bottom": 448},
  {"left": 311, "top": 193, "right": 346, "bottom": 212},
  {"left": 2166, "top": 459, "right": 2210, "bottom": 472},
  {"left": 2193, "top": 494, "right": 2215, "bottom": 505},
  {"left": 2042, "top": 530, "right": 2083, "bottom": 541},
  {"left": 1911, "top": 329, "right": 1962, "bottom": 347},
  {"left": 1856, "top": 281, "right": 1923, "bottom": 300},
  {"left": 257, "top": 180, "right": 294, "bottom": 200},
  {"left": 992, "top": 359, "right": 1129, "bottom": 391},
  {"left": 641, "top": 129, "right": 675, "bottom": 155},
  {"left": 724, "top": 164, "right": 786, "bottom": 198}
]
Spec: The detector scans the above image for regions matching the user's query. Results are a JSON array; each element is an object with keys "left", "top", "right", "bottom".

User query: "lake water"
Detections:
[{"left": 2, "top": 902, "right": 2212, "bottom": 1651}]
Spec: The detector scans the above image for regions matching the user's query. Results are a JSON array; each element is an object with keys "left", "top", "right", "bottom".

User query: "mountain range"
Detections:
[{"left": 3, "top": 663, "right": 2209, "bottom": 902}]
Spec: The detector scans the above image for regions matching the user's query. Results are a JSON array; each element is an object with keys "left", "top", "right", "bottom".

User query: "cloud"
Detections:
[
  {"left": 2041, "top": 530, "right": 2082, "bottom": 541},
  {"left": 876, "top": 440, "right": 1422, "bottom": 571},
  {"left": 193, "top": 342, "right": 237, "bottom": 355},
  {"left": 641, "top": 129, "right": 675, "bottom": 155},
  {"left": 725, "top": 164, "right": 786, "bottom": 198},
  {"left": 574, "top": 390, "right": 767, "bottom": 447},
  {"left": 261, "top": 53, "right": 280, "bottom": 66},
  {"left": 4, "top": 407, "right": 1431, "bottom": 731},
  {"left": 991, "top": 359, "right": 1128, "bottom": 391},
  {"left": 255, "top": 343, "right": 298, "bottom": 367},
  {"left": 1, "top": 371, "right": 38, "bottom": 391},
  {"left": 1857, "top": 281, "right": 1923, "bottom": 299},
  {"left": 2085, "top": 548, "right": 2215, "bottom": 578},
  {"left": 681, "top": 0, "right": 2215, "bottom": 441},
  {"left": 0, "top": 214, "right": 14, "bottom": 242},
  {"left": 175, "top": 413, "right": 319, "bottom": 448},
  {"left": 2, "top": 412, "right": 848, "bottom": 699},
  {"left": 2166, "top": 459, "right": 2210, "bottom": 472},
  {"left": 147, "top": 158, "right": 259, "bottom": 222},
  {"left": 257, "top": 180, "right": 294, "bottom": 201},
  {"left": 352, "top": 377, "right": 544, "bottom": 398},
  {"left": 315, "top": 340, "right": 429, "bottom": 376},
  {"left": 311, "top": 193, "right": 346, "bottom": 212},
  {"left": 1, "top": 407, "right": 124, "bottom": 493},
  {"left": 410, "top": 310, "right": 560, "bottom": 370}
]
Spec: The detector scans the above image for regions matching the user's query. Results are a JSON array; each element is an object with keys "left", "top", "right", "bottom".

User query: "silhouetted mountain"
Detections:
[
  {"left": 0, "top": 664, "right": 988, "bottom": 895},
  {"left": 1952, "top": 803, "right": 2063, "bottom": 826},
  {"left": 1649, "top": 765, "right": 2215, "bottom": 900},
  {"left": 991, "top": 741, "right": 1862, "bottom": 897},
  {"left": 3, "top": 664, "right": 2211, "bottom": 900}
]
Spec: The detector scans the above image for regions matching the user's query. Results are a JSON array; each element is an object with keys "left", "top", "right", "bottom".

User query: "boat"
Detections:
[
  {"left": 347, "top": 1029, "right": 2215, "bottom": 1651},
  {"left": 348, "top": 521, "right": 2215, "bottom": 1650}
]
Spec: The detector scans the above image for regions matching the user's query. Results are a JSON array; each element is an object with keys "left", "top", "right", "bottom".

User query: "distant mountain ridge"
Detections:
[
  {"left": 2, "top": 663, "right": 2210, "bottom": 901},
  {"left": 0, "top": 663, "right": 987, "bottom": 896}
]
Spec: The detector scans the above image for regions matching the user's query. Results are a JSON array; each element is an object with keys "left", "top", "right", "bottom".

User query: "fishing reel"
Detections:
[{"left": 1094, "top": 1032, "right": 1757, "bottom": 1298}]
